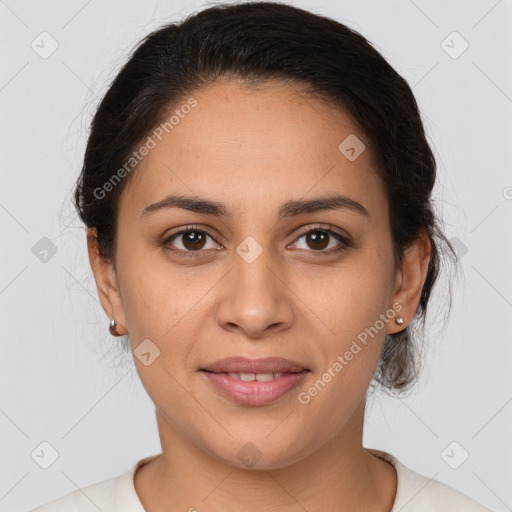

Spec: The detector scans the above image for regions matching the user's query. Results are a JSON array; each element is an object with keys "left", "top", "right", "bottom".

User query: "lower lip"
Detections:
[{"left": 201, "top": 371, "right": 309, "bottom": 406}]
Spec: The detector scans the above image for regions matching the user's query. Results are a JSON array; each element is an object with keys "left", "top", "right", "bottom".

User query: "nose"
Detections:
[{"left": 215, "top": 245, "right": 294, "bottom": 339}]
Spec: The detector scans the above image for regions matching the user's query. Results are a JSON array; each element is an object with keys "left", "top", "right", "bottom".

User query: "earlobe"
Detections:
[
  {"left": 86, "top": 228, "right": 128, "bottom": 335},
  {"left": 387, "top": 231, "right": 432, "bottom": 334}
]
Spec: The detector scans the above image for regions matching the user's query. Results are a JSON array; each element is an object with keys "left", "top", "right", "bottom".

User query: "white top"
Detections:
[{"left": 28, "top": 449, "right": 494, "bottom": 511}]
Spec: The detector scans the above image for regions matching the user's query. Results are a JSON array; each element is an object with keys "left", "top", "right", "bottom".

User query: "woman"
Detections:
[{"left": 29, "top": 2, "right": 493, "bottom": 511}]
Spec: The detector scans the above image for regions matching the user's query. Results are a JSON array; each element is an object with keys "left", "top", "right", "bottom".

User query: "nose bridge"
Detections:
[
  {"left": 215, "top": 235, "right": 294, "bottom": 336},
  {"left": 232, "top": 235, "right": 281, "bottom": 305}
]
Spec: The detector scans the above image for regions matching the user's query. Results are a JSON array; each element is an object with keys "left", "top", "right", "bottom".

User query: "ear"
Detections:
[
  {"left": 387, "top": 230, "right": 432, "bottom": 334},
  {"left": 87, "top": 227, "right": 128, "bottom": 335}
]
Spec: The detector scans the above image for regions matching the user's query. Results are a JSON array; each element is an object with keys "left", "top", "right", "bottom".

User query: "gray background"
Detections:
[{"left": 1, "top": 0, "right": 511, "bottom": 511}]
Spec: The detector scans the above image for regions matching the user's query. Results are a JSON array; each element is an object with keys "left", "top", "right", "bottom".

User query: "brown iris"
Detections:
[
  {"left": 182, "top": 230, "right": 207, "bottom": 250},
  {"left": 305, "top": 231, "right": 330, "bottom": 250}
]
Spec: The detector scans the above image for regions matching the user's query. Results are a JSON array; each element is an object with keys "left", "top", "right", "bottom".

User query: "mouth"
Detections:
[{"left": 199, "top": 357, "right": 310, "bottom": 406}]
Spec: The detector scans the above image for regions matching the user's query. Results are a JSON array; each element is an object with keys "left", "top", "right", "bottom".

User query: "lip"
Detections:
[
  {"left": 201, "top": 370, "right": 309, "bottom": 406},
  {"left": 200, "top": 356, "right": 309, "bottom": 374}
]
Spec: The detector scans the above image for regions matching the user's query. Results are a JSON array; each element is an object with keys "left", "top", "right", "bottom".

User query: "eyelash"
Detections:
[{"left": 162, "top": 223, "right": 351, "bottom": 258}]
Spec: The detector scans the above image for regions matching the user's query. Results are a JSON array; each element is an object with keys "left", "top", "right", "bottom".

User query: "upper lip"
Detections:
[{"left": 201, "top": 357, "right": 309, "bottom": 374}]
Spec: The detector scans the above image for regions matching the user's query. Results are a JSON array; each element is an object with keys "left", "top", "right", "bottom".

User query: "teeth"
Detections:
[
  {"left": 227, "top": 372, "right": 284, "bottom": 381},
  {"left": 254, "top": 373, "right": 274, "bottom": 382}
]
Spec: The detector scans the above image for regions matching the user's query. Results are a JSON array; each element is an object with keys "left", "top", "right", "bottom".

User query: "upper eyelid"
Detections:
[{"left": 294, "top": 223, "right": 347, "bottom": 239}]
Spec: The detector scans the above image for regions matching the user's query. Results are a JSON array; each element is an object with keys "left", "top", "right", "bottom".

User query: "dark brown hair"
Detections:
[{"left": 73, "top": 1, "right": 457, "bottom": 394}]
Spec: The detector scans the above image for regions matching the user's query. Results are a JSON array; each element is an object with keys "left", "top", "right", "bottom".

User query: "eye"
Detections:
[
  {"left": 163, "top": 225, "right": 220, "bottom": 256},
  {"left": 290, "top": 224, "right": 350, "bottom": 253},
  {"left": 162, "top": 223, "right": 350, "bottom": 258}
]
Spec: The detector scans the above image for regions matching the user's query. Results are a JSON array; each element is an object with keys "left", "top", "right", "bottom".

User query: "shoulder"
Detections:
[
  {"left": 26, "top": 474, "right": 121, "bottom": 512},
  {"left": 367, "top": 448, "right": 494, "bottom": 512},
  {"left": 26, "top": 454, "right": 159, "bottom": 512}
]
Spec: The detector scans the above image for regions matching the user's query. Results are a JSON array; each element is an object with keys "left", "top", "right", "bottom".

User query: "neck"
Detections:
[{"left": 134, "top": 403, "right": 397, "bottom": 512}]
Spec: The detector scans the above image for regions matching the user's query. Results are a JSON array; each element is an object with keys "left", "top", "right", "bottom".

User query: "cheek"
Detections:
[
  {"left": 122, "top": 283, "right": 185, "bottom": 343},
  {"left": 117, "top": 252, "right": 208, "bottom": 374},
  {"left": 297, "top": 256, "right": 393, "bottom": 340},
  {"left": 115, "top": 239, "right": 182, "bottom": 335},
  {"left": 298, "top": 250, "right": 394, "bottom": 386}
]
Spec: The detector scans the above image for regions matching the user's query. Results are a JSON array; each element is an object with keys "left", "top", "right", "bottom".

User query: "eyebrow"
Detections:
[{"left": 140, "top": 194, "right": 369, "bottom": 219}]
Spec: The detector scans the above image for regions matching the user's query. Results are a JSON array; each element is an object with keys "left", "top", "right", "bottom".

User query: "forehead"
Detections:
[{"left": 120, "top": 80, "right": 386, "bottom": 221}]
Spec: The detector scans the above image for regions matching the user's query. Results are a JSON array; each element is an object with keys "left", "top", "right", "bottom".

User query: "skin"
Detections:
[{"left": 87, "top": 79, "right": 431, "bottom": 511}]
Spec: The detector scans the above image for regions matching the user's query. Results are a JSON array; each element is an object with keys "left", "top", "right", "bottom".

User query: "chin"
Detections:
[{"left": 203, "top": 431, "right": 314, "bottom": 471}]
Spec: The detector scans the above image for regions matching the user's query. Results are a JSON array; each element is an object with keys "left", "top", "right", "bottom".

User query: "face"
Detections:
[{"left": 89, "top": 79, "right": 429, "bottom": 470}]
